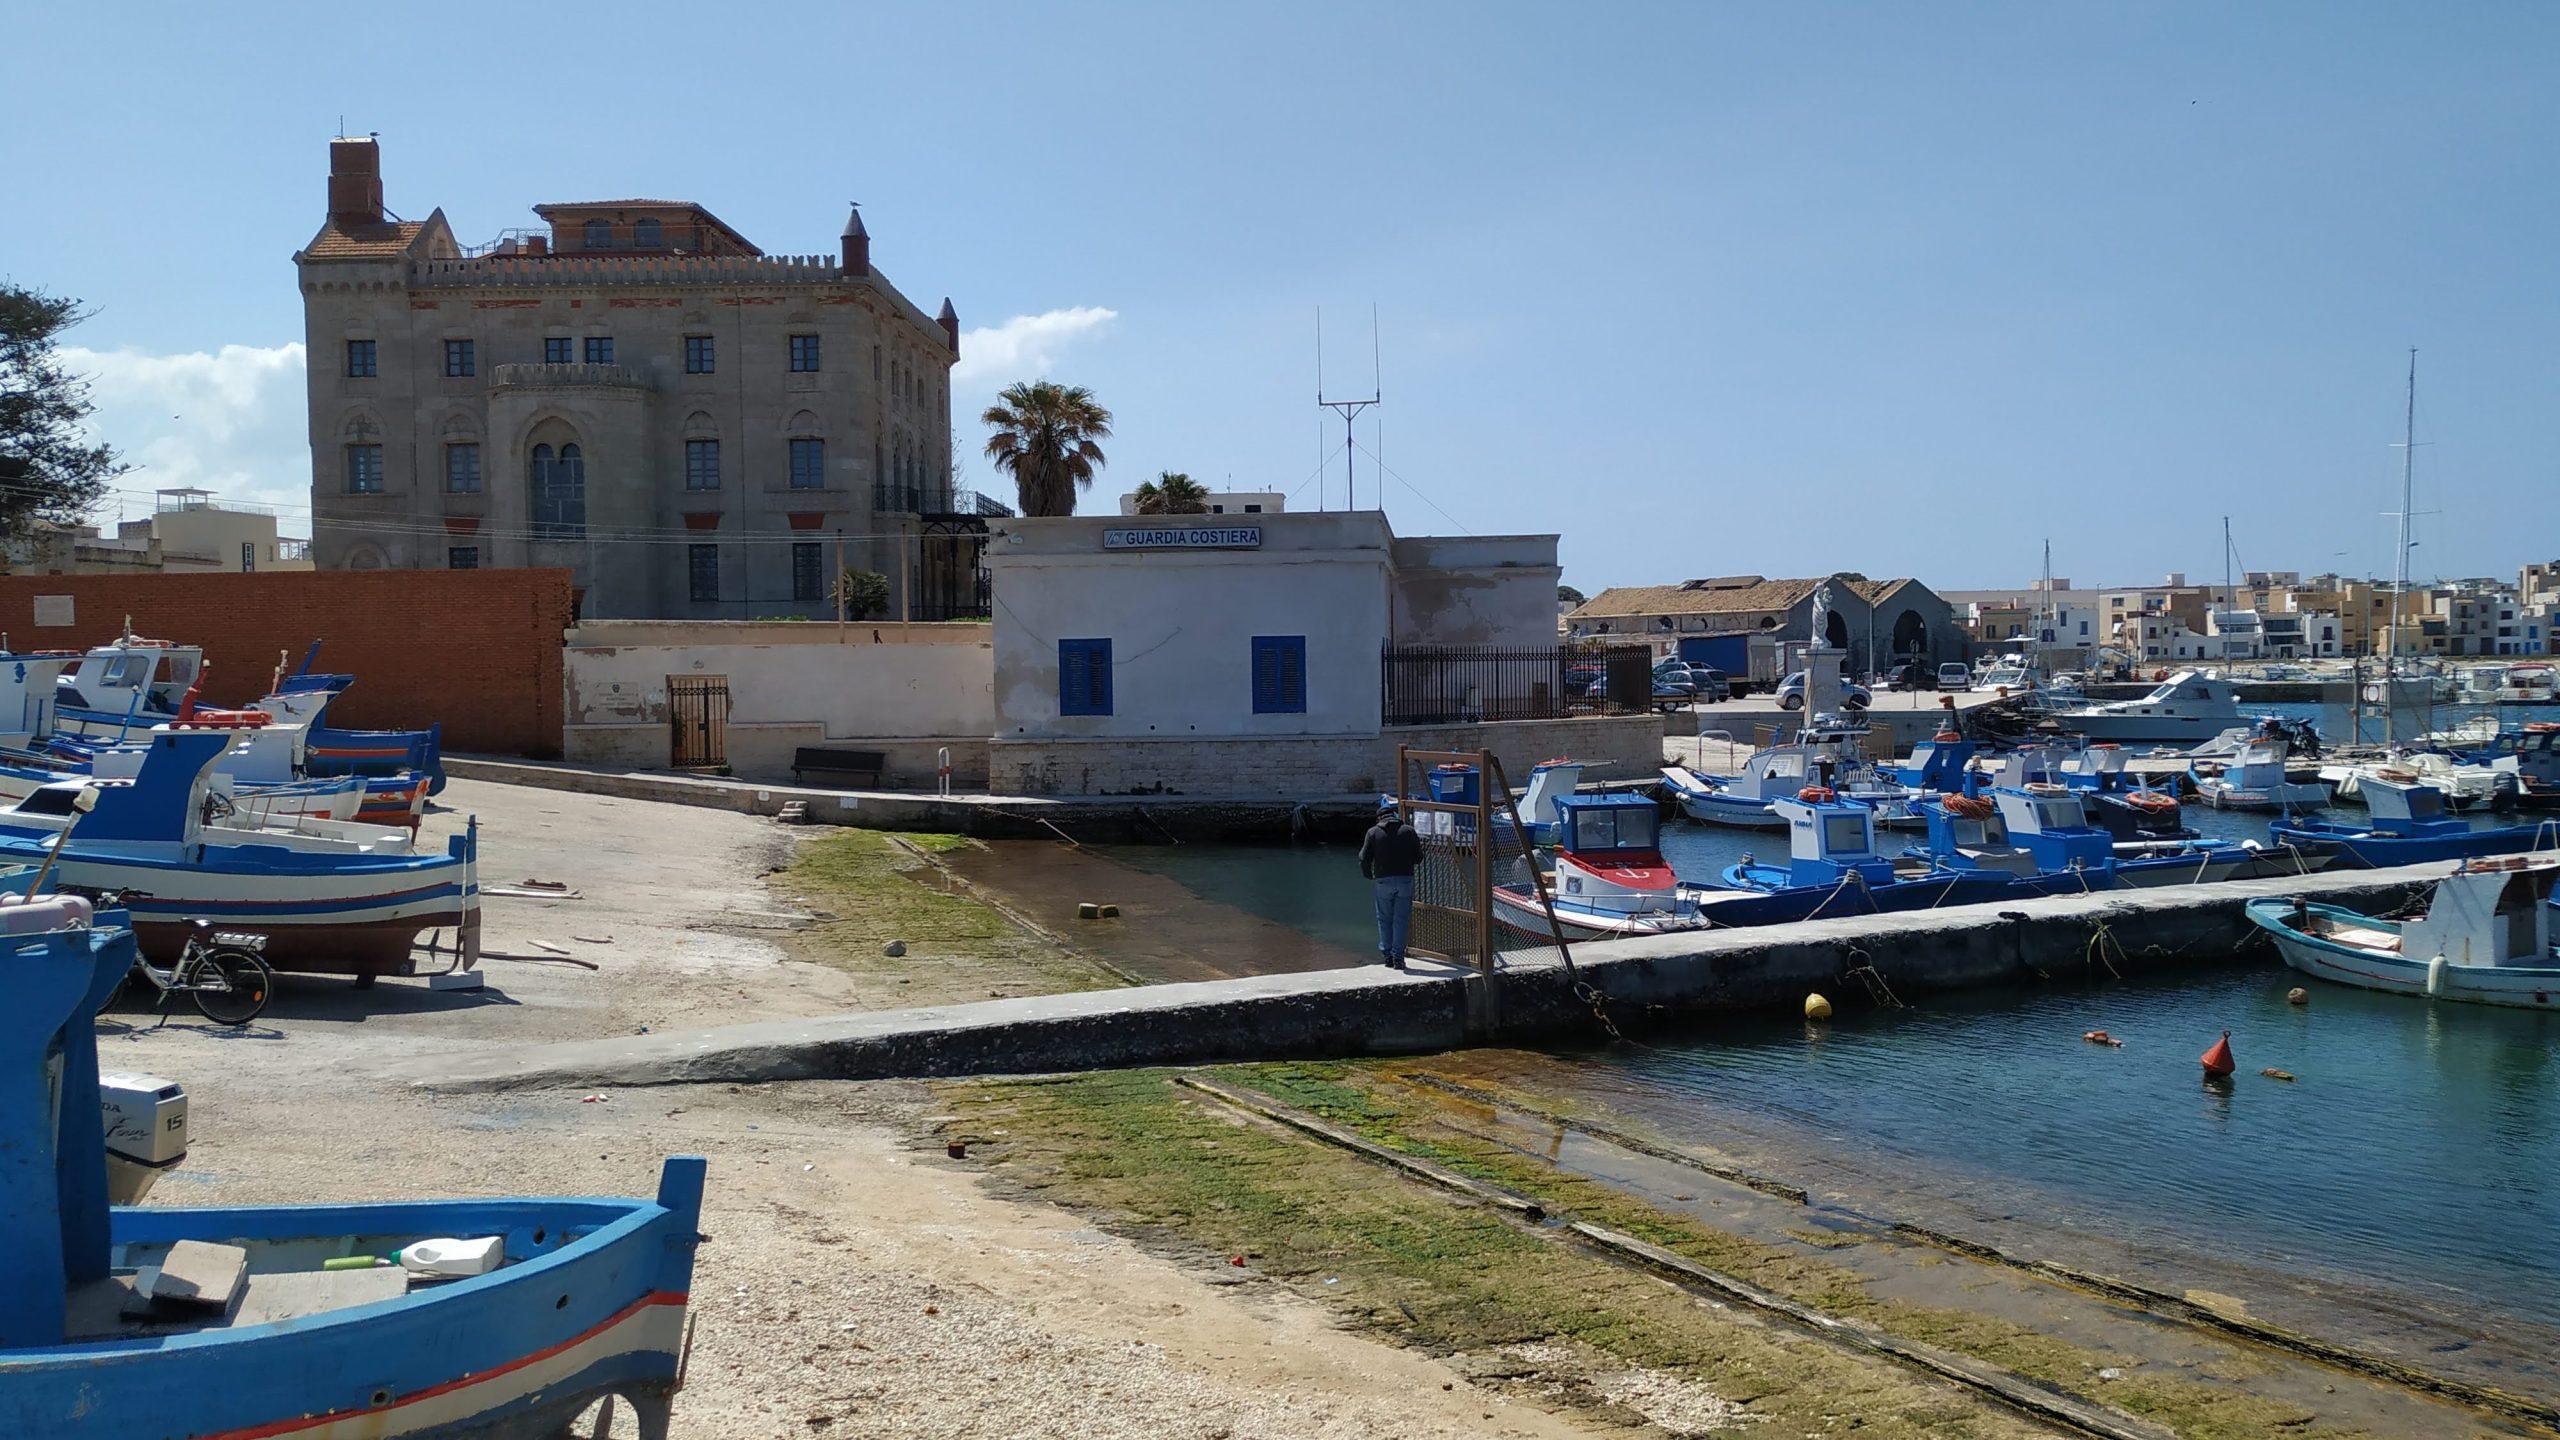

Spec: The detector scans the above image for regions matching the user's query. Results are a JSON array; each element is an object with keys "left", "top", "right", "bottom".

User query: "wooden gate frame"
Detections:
[{"left": 1393, "top": 746, "right": 1575, "bottom": 973}]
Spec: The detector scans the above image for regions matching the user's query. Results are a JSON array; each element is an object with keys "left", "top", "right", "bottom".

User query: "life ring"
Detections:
[
  {"left": 1538, "top": 757, "right": 1574, "bottom": 767},
  {"left": 2127, "top": 790, "right": 2181, "bottom": 814},
  {"left": 1796, "top": 786, "right": 1837, "bottom": 803},
  {"left": 2023, "top": 781, "right": 2070, "bottom": 798},
  {"left": 1931, "top": 730, "right": 1963, "bottom": 743},
  {"left": 2526, "top": 722, "right": 2560, "bottom": 734},
  {"left": 2087, "top": 743, "right": 2121, "bottom": 751},
  {"left": 2374, "top": 766, "right": 2420, "bottom": 784},
  {"left": 1942, "top": 794, "right": 1998, "bottom": 820}
]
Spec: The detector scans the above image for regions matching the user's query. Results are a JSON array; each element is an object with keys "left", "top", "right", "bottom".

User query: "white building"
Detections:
[
  {"left": 115, "top": 489, "right": 314, "bottom": 573},
  {"left": 983, "top": 510, "right": 1648, "bottom": 795}
]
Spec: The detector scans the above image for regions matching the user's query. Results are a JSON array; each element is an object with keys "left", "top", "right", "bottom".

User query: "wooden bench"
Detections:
[{"left": 791, "top": 747, "right": 887, "bottom": 788}]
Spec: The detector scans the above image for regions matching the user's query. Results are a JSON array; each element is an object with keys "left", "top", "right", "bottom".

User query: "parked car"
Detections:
[
  {"left": 1651, "top": 661, "right": 1702, "bottom": 712},
  {"left": 1688, "top": 666, "right": 1732, "bottom": 703},
  {"left": 1874, "top": 661, "right": 1932, "bottom": 691},
  {"left": 1774, "top": 672, "right": 1873, "bottom": 711},
  {"left": 1937, "top": 663, "right": 1974, "bottom": 691}
]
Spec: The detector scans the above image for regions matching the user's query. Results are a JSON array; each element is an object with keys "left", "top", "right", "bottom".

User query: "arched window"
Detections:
[
  {"left": 633, "top": 217, "right": 663, "bottom": 248},
  {"left": 531, "top": 442, "right": 586, "bottom": 538},
  {"left": 583, "top": 218, "right": 612, "bottom": 249}
]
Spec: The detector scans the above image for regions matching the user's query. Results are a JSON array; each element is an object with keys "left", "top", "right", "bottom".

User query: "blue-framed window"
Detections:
[
  {"left": 789, "top": 333, "right": 821, "bottom": 372},
  {"left": 345, "top": 339, "right": 376, "bottom": 377},
  {"left": 688, "top": 543, "right": 719, "bottom": 602},
  {"left": 444, "top": 442, "right": 481, "bottom": 494},
  {"left": 442, "top": 338, "right": 474, "bottom": 377},
  {"left": 684, "top": 335, "right": 715, "bottom": 373},
  {"left": 1059, "top": 638, "right": 1112, "bottom": 716},
  {"left": 1251, "top": 635, "right": 1306, "bottom": 714},
  {"left": 344, "top": 443, "right": 384, "bottom": 493},
  {"left": 543, "top": 336, "right": 573, "bottom": 364},
  {"left": 583, "top": 336, "right": 614, "bottom": 364},
  {"left": 789, "top": 437, "right": 825, "bottom": 489},
  {"left": 685, "top": 438, "right": 720, "bottom": 490}
]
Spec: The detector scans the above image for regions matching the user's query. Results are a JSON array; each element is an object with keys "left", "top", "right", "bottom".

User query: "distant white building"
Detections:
[
  {"left": 1114, "top": 490, "right": 1285, "bottom": 517},
  {"left": 115, "top": 489, "right": 314, "bottom": 573},
  {"left": 983, "top": 510, "right": 1642, "bottom": 795}
]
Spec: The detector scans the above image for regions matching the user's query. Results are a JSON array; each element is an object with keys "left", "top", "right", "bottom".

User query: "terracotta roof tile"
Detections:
[
  {"left": 1570, "top": 574, "right": 1924, "bottom": 621},
  {"left": 304, "top": 219, "right": 424, "bottom": 260}
]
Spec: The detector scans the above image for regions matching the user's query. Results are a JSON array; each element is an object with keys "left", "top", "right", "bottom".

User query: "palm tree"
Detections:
[
  {"left": 981, "top": 381, "right": 1112, "bottom": 517},
  {"left": 1131, "top": 471, "right": 1210, "bottom": 515}
]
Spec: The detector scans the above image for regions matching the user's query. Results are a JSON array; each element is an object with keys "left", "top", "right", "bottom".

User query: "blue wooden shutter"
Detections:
[{"left": 1252, "top": 636, "right": 1305, "bottom": 714}]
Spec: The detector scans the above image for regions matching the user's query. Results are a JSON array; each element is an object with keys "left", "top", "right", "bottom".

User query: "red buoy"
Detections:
[{"left": 2200, "top": 1030, "right": 2235, "bottom": 1077}]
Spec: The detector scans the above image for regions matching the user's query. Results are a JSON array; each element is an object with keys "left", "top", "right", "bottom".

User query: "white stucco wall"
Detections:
[
  {"left": 1390, "top": 534, "right": 1562, "bottom": 647},
  {"left": 563, "top": 621, "right": 993, "bottom": 767},
  {"left": 987, "top": 513, "right": 1394, "bottom": 740}
]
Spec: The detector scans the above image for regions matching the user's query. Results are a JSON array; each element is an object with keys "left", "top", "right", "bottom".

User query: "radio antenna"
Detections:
[{"left": 1318, "top": 305, "right": 1381, "bottom": 511}]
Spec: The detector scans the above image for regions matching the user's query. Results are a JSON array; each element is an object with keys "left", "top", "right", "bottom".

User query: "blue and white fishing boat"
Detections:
[
  {"left": 1709, "top": 790, "right": 2020, "bottom": 920},
  {"left": 1874, "top": 728, "right": 1976, "bottom": 794},
  {"left": 0, "top": 903, "right": 706, "bottom": 1438},
  {"left": 2189, "top": 726, "right": 2330, "bottom": 811},
  {"left": 1914, "top": 782, "right": 2252, "bottom": 891},
  {"left": 2268, "top": 771, "right": 2557, "bottom": 870},
  {"left": 50, "top": 630, "right": 202, "bottom": 738},
  {"left": 1662, "top": 720, "right": 1905, "bottom": 829},
  {"left": 265, "top": 644, "right": 448, "bottom": 796},
  {"left": 2245, "top": 855, "right": 2560, "bottom": 1008},
  {"left": 2463, "top": 722, "right": 2560, "bottom": 811},
  {"left": 0, "top": 729, "right": 479, "bottom": 977},
  {"left": 1412, "top": 757, "right": 1585, "bottom": 849},
  {"left": 1491, "top": 793, "right": 1716, "bottom": 940}
]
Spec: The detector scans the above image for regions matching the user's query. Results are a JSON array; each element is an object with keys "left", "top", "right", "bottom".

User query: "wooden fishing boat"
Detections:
[
  {"left": 1491, "top": 793, "right": 1716, "bottom": 940},
  {"left": 0, "top": 909, "right": 706, "bottom": 1437},
  {"left": 2244, "top": 855, "right": 2560, "bottom": 1008}
]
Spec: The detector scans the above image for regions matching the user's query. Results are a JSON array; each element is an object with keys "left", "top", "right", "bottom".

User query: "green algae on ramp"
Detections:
[{"left": 777, "top": 830, "right": 1127, "bottom": 1002}]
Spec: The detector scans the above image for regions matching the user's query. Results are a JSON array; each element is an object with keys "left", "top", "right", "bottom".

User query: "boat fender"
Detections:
[
  {"left": 1803, "top": 993, "right": 1832, "bottom": 1021},
  {"left": 2426, "top": 954, "right": 2448, "bottom": 997},
  {"left": 2287, "top": 987, "right": 2309, "bottom": 1005}
]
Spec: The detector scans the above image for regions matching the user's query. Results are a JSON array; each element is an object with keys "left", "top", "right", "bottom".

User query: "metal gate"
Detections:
[{"left": 667, "top": 675, "right": 730, "bottom": 769}]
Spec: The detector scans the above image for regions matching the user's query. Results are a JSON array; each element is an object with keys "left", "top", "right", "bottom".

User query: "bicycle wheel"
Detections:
[{"left": 188, "top": 947, "right": 275, "bottom": 1026}]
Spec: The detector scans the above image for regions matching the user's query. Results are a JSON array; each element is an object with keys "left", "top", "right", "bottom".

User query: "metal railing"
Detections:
[{"left": 1382, "top": 644, "right": 1572, "bottom": 726}]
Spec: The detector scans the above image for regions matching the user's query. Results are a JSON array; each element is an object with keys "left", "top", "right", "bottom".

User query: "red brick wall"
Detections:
[{"left": 0, "top": 569, "right": 573, "bottom": 758}]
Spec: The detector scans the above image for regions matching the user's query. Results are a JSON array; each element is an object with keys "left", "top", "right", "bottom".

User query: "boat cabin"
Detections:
[
  {"left": 1883, "top": 732, "right": 1974, "bottom": 791},
  {"left": 2074, "top": 669, "right": 2238, "bottom": 720},
  {"left": 1767, "top": 793, "right": 1897, "bottom": 889},
  {"left": 1923, "top": 784, "right": 2111, "bottom": 875},
  {"left": 0, "top": 653, "right": 74, "bottom": 746},
  {"left": 1548, "top": 793, "right": 1676, "bottom": 906},
  {"left": 2358, "top": 774, "right": 2470, "bottom": 838},
  {"left": 56, "top": 637, "right": 203, "bottom": 719},
  {"left": 2400, "top": 858, "right": 2558, "bottom": 968}
]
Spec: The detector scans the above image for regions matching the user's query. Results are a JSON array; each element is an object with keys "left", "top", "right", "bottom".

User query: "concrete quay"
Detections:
[{"left": 398, "top": 861, "right": 2452, "bottom": 1093}]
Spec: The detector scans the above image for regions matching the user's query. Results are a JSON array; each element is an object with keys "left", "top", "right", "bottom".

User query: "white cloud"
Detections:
[
  {"left": 59, "top": 342, "right": 311, "bottom": 530},
  {"left": 951, "top": 306, "right": 1118, "bottom": 391}
]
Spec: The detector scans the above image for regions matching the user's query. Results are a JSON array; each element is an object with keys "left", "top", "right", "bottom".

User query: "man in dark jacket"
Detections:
[{"left": 1358, "top": 800, "right": 1424, "bottom": 969}]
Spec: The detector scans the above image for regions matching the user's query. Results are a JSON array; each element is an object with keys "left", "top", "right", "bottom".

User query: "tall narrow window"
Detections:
[
  {"left": 583, "top": 336, "right": 614, "bottom": 364},
  {"left": 688, "top": 544, "right": 719, "bottom": 602},
  {"left": 685, "top": 438, "right": 720, "bottom": 490},
  {"left": 531, "top": 443, "right": 585, "bottom": 538},
  {"left": 789, "top": 438, "right": 825, "bottom": 489},
  {"left": 583, "top": 218, "right": 612, "bottom": 249},
  {"left": 1251, "top": 636, "right": 1307, "bottom": 714},
  {"left": 443, "top": 338, "right": 474, "bottom": 377},
  {"left": 1058, "top": 638, "right": 1112, "bottom": 716},
  {"left": 444, "top": 442, "right": 481, "bottom": 494},
  {"left": 344, "top": 443, "right": 384, "bottom": 493},
  {"left": 684, "top": 335, "right": 715, "bottom": 373},
  {"left": 345, "top": 340, "right": 376, "bottom": 378},
  {"left": 448, "top": 546, "right": 480, "bottom": 570},
  {"left": 544, "top": 336, "right": 573, "bottom": 364},
  {"left": 792, "top": 542, "right": 823, "bottom": 602},
  {"left": 789, "top": 334, "right": 821, "bottom": 372}
]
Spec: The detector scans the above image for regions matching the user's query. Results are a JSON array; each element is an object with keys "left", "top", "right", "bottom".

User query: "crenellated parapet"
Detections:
[{"left": 409, "top": 253, "right": 852, "bottom": 289}]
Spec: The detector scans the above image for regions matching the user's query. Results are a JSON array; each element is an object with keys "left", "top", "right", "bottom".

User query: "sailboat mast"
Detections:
[{"left": 2385, "top": 348, "right": 2417, "bottom": 750}]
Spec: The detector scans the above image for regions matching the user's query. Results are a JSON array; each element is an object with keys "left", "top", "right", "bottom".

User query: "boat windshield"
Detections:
[{"left": 1568, "top": 804, "right": 1659, "bottom": 852}]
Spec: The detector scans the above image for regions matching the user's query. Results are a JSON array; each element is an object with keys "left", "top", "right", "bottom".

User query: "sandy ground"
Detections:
[{"left": 100, "top": 780, "right": 1604, "bottom": 1440}]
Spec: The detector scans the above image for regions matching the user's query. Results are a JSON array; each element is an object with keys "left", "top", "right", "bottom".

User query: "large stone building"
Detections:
[
  {"left": 1564, "top": 574, "right": 1959, "bottom": 673},
  {"left": 296, "top": 137, "right": 971, "bottom": 620}
]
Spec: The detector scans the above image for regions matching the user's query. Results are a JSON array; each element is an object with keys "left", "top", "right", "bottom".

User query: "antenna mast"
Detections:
[
  {"left": 2384, "top": 348, "right": 2418, "bottom": 749},
  {"left": 1317, "top": 305, "right": 1380, "bottom": 511}
]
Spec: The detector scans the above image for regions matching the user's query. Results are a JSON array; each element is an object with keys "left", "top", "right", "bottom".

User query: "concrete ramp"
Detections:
[{"left": 396, "top": 864, "right": 2461, "bottom": 1092}]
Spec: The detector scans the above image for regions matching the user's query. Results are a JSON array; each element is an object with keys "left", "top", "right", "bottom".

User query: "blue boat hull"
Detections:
[
  {"left": 0, "top": 1163, "right": 705, "bottom": 1440},
  {"left": 2266, "top": 820, "right": 2550, "bottom": 870}
]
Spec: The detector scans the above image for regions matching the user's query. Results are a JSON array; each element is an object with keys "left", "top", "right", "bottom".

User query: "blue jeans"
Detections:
[{"left": 1372, "top": 876, "right": 1414, "bottom": 964}]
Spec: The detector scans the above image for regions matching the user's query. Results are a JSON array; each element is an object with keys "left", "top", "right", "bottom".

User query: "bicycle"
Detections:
[{"left": 116, "top": 910, "right": 278, "bottom": 1027}]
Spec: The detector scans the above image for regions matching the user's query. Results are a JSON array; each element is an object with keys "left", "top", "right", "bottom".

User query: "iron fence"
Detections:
[{"left": 1381, "top": 644, "right": 1562, "bottom": 725}]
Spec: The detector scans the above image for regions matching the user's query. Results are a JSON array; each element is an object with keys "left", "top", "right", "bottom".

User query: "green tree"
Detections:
[
  {"left": 1558, "top": 584, "right": 1587, "bottom": 607},
  {"left": 980, "top": 380, "right": 1112, "bottom": 517},
  {"left": 0, "top": 285, "right": 124, "bottom": 542},
  {"left": 833, "top": 567, "right": 890, "bottom": 618},
  {"left": 1131, "top": 471, "right": 1210, "bottom": 515}
]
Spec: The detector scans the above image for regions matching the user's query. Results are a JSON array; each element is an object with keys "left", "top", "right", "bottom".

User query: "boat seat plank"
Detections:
[
  {"left": 232, "top": 1265, "right": 410, "bottom": 1325},
  {"left": 2307, "top": 920, "right": 2400, "bottom": 951}
]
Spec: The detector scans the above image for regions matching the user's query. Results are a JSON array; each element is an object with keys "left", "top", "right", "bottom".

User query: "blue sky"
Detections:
[{"left": 4, "top": 2, "right": 2554, "bottom": 593}]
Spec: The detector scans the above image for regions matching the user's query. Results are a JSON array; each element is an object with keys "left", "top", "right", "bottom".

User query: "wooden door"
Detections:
[{"left": 667, "top": 675, "right": 730, "bottom": 768}]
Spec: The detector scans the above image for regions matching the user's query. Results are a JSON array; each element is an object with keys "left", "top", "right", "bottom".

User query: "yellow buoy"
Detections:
[
  {"left": 2286, "top": 987, "right": 2308, "bottom": 1006},
  {"left": 1804, "top": 993, "right": 1833, "bottom": 1021}
]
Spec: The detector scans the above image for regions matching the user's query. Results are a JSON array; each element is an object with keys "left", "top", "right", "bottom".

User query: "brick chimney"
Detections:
[
  {"left": 328, "top": 137, "right": 384, "bottom": 225},
  {"left": 839, "top": 203, "right": 869, "bottom": 276},
  {"left": 937, "top": 298, "right": 959, "bottom": 356}
]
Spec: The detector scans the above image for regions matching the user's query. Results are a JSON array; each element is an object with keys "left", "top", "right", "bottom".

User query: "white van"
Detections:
[{"left": 1937, "top": 663, "right": 1973, "bottom": 691}]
